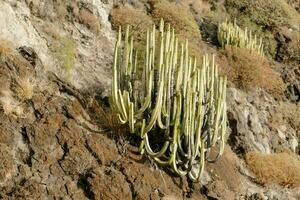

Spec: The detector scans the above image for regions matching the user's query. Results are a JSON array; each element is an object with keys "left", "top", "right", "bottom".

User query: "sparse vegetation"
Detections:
[
  {"left": 245, "top": 152, "right": 300, "bottom": 188},
  {"left": 79, "top": 8, "right": 101, "bottom": 35},
  {"left": 221, "top": 46, "right": 284, "bottom": 98},
  {"left": 50, "top": 36, "right": 76, "bottom": 77},
  {"left": 12, "top": 78, "right": 34, "bottom": 101}
]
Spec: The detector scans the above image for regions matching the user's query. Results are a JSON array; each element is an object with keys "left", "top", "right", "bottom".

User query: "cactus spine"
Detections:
[
  {"left": 218, "top": 19, "right": 264, "bottom": 56},
  {"left": 110, "top": 19, "right": 227, "bottom": 181}
]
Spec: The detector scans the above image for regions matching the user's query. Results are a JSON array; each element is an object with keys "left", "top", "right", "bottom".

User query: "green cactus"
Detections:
[
  {"left": 110, "top": 19, "right": 227, "bottom": 182},
  {"left": 218, "top": 19, "right": 264, "bottom": 56}
]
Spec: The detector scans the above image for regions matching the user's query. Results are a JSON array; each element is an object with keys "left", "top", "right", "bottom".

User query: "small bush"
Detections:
[
  {"left": 12, "top": 78, "right": 34, "bottom": 100},
  {"left": 222, "top": 46, "right": 284, "bottom": 98},
  {"left": 150, "top": 0, "right": 205, "bottom": 65},
  {"left": 110, "top": 5, "right": 154, "bottom": 41},
  {"left": 151, "top": 0, "right": 201, "bottom": 42},
  {"left": 50, "top": 36, "right": 76, "bottom": 74},
  {"left": 245, "top": 152, "right": 300, "bottom": 188}
]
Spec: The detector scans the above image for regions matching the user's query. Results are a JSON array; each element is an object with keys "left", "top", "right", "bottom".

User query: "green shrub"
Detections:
[{"left": 50, "top": 36, "right": 76, "bottom": 75}]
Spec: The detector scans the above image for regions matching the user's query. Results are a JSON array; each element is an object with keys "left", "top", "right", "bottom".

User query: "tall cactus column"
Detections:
[{"left": 110, "top": 19, "right": 227, "bottom": 182}]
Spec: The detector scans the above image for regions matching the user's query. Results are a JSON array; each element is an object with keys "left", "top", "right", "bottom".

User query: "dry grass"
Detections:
[
  {"left": 0, "top": 40, "right": 33, "bottom": 117},
  {"left": 245, "top": 152, "right": 300, "bottom": 188},
  {"left": 0, "top": 90, "right": 23, "bottom": 116},
  {"left": 79, "top": 8, "right": 101, "bottom": 35},
  {"left": 87, "top": 99, "right": 128, "bottom": 137},
  {"left": 151, "top": 0, "right": 201, "bottom": 42},
  {"left": 110, "top": 5, "right": 154, "bottom": 41},
  {"left": 221, "top": 46, "right": 285, "bottom": 98},
  {"left": 12, "top": 78, "right": 34, "bottom": 100}
]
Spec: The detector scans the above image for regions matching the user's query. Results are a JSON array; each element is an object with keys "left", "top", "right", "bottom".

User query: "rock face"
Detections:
[
  {"left": 0, "top": 0, "right": 114, "bottom": 96},
  {"left": 227, "top": 88, "right": 298, "bottom": 154},
  {"left": 0, "top": 44, "right": 205, "bottom": 199}
]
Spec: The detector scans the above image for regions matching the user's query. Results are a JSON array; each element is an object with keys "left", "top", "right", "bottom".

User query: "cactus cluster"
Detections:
[
  {"left": 218, "top": 19, "right": 264, "bottom": 56},
  {"left": 110, "top": 20, "right": 227, "bottom": 181}
]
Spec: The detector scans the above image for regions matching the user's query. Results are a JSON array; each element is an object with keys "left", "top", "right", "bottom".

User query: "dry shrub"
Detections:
[
  {"left": 110, "top": 2, "right": 205, "bottom": 70},
  {"left": 12, "top": 78, "right": 34, "bottom": 100},
  {"left": 79, "top": 8, "right": 101, "bottom": 35},
  {"left": 110, "top": 5, "right": 154, "bottom": 41},
  {"left": 245, "top": 152, "right": 300, "bottom": 188},
  {"left": 151, "top": 0, "right": 201, "bottom": 42},
  {"left": 150, "top": 0, "right": 204, "bottom": 64},
  {"left": 222, "top": 46, "right": 285, "bottom": 98}
]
